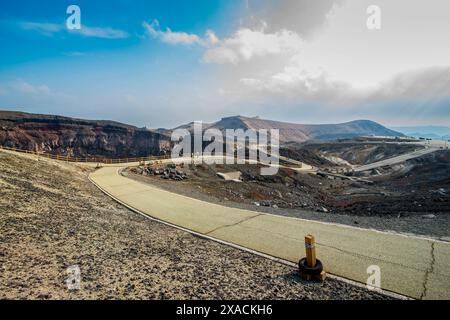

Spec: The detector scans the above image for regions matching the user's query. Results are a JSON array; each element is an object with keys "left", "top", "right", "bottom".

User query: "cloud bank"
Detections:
[{"left": 140, "top": 0, "right": 450, "bottom": 125}]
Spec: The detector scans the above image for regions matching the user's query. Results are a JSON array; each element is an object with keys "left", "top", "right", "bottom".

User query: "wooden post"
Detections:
[
  {"left": 301, "top": 234, "right": 327, "bottom": 281},
  {"left": 305, "top": 235, "right": 316, "bottom": 268}
]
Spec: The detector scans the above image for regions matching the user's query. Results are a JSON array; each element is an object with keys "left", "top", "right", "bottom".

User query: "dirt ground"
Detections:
[{"left": 0, "top": 151, "right": 391, "bottom": 300}]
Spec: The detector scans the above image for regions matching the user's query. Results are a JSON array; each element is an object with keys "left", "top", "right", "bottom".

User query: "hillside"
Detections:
[
  {"left": 173, "top": 116, "right": 404, "bottom": 144},
  {"left": 392, "top": 126, "right": 450, "bottom": 140},
  {"left": 0, "top": 111, "right": 404, "bottom": 156},
  {"left": 0, "top": 111, "right": 172, "bottom": 158}
]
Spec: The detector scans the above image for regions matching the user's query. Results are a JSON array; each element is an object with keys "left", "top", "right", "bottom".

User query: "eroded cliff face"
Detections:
[{"left": 0, "top": 111, "right": 172, "bottom": 158}]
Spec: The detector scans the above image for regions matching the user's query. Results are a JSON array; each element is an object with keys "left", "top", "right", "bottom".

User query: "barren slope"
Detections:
[{"left": 0, "top": 110, "right": 172, "bottom": 158}]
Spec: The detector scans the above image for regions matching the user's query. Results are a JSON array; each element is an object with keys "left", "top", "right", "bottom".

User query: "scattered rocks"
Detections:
[
  {"left": 131, "top": 165, "right": 188, "bottom": 181},
  {"left": 260, "top": 201, "right": 272, "bottom": 207}
]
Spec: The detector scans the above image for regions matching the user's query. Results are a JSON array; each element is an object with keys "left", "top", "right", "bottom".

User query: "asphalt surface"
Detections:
[{"left": 355, "top": 148, "right": 440, "bottom": 172}]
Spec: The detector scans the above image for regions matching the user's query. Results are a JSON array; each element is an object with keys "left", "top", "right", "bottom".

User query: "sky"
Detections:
[{"left": 0, "top": 0, "right": 449, "bottom": 128}]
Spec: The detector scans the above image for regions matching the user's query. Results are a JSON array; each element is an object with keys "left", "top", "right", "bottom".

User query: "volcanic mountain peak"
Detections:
[
  {"left": 204, "top": 116, "right": 403, "bottom": 143},
  {"left": 0, "top": 110, "right": 404, "bottom": 155}
]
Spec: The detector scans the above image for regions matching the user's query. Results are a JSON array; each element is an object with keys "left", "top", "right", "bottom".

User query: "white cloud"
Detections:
[
  {"left": 369, "top": 66, "right": 450, "bottom": 102},
  {"left": 143, "top": 20, "right": 218, "bottom": 46},
  {"left": 19, "top": 21, "right": 129, "bottom": 39},
  {"left": 64, "top": 51, "right": 88, "bottom": 57},
  {"left": 205, "top": 30, "right": 219, "bottom": 46},
  {"left": 142, "top": 19, "right": 303, "bottom": 65},
  {"left": 75, "top": 26, "right": 129, "bottom": 39},
  {"left": 13, "top": 79, "right": 52, "bottom": 96},
  {"left": 237, "top": 64, "right": 450, "bottom": 111},
  {"left": 244, "top": 0, "right": 343, "bottom": 38},
  {"left": 198, "top": 0, "right": 450, "bottom": 125},
  {"left": 143, "top": 20, "right": 200, "bottom": 45},
  {"left": 203, "top": 28, "right": 302, "bottom": 65},
  {"left": 20, "top": 21, "right": 64, "bottom": 36}
]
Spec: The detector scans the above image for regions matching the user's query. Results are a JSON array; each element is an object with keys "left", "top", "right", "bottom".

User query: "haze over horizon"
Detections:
[
  {"left": 3, "top": 109, "right": 445, "bottom": 133},
  {"left": 1, "top": 0, "right": 449, "bottom": 128}
]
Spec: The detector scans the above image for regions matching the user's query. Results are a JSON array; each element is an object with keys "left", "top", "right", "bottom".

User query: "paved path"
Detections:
[
  {"left": 90, "top": 165, "right": 450, "bottom": 300},
  {"left": 278, "top": 155, "right": 316, "bottom": 172},
  {"left": 355, "top": 147, "right": 440, "bottom": 172}
]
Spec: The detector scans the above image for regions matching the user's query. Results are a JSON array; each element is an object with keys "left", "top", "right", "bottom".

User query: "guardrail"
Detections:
[{"left": 0, "top": 145, "right": 170, "bottom": 164}]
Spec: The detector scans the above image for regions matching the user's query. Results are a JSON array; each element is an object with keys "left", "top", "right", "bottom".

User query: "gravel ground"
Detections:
[
  {"left": 0, "top": 151, "right": 391, "bottom": 300},
  {"left": 124, "top": 169, "right": 450, "bottom": 241}
]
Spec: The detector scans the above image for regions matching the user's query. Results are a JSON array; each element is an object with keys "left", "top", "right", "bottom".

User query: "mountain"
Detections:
[
  {"left": 391, "top": 126, "right": 450, "bottom": 140},
  {"left": 0, "top": 111, "right": 404, "bottom": 157},
  {"left": 0, "top": 111, "right": 172, "bottom": 157},
  {"left": 172, "top": 116, "right": 404, "bottom": 144}
]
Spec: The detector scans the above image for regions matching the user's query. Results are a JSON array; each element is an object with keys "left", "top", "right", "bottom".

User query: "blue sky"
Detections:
[{"left": 1, "top": 0, "right": 449, "bottom": 128}]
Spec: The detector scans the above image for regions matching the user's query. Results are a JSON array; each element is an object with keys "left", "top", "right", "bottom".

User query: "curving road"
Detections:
[
  {"left": 354, "top": 147, "right": 441, "bottom": 172},
  {"left": 89, "top": 160, "right": 450, "bottom": 300},
  {"left": 2, "top": 147, "right": 449, "bottom": 299}
]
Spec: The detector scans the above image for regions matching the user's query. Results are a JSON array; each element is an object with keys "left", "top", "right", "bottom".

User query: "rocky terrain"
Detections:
[
  {"left": 125, "top": 145, "right": 450, "bottom": 239},
  {"left": 0, "top": 111, "right": 172, "bottom": 158},
  {"left": 0, "top": 150, "right": 389, "bottom": 300},
  {"left": 0, "top": 111, "right": 404, "bottom": 159}
]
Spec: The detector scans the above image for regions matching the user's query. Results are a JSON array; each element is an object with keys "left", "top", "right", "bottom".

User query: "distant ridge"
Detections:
[
  {"left": 0, "top": 110, "right": 138, "bottom": 129},
  {"left": 172, "top": 115, "right": 404, "bottom": 143},
  {"left": 0, "top": 111, "right": 404, "bottom": 155},
  {"left": 392, "top": 125, "right": 450, "bottom": 140},
  {"left": 0, "top": 110, "right": 172, "bottom": 157}
]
